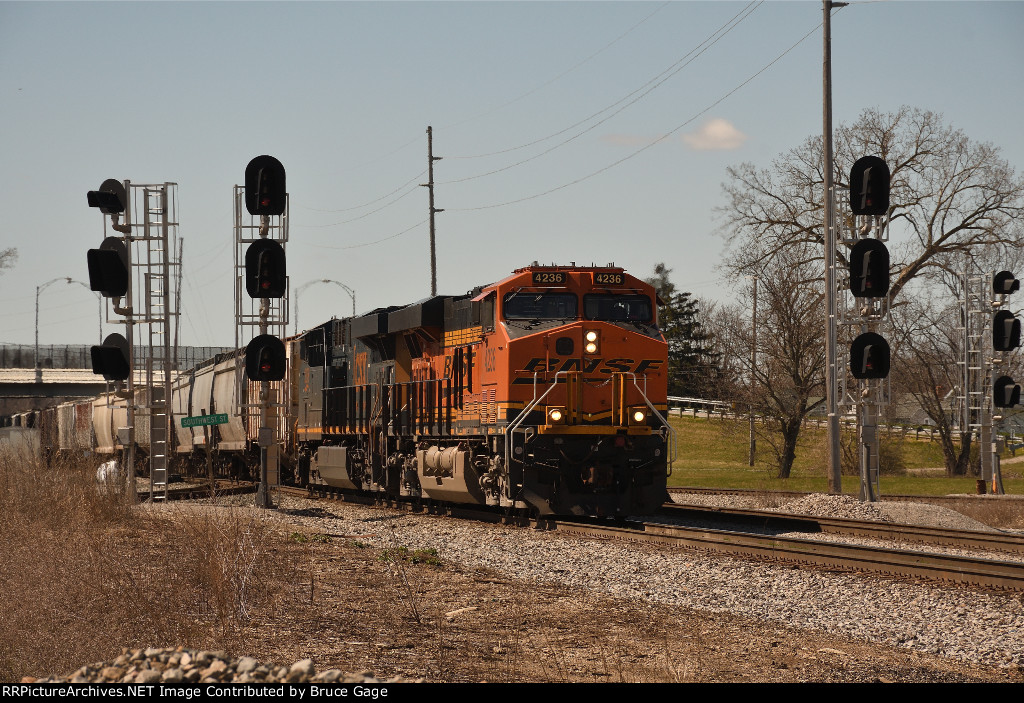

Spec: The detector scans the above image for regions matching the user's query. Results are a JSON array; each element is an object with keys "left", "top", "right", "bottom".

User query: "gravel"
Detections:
[
  {"left": 231, "top": 492, "right": 1024, "bottom": 671},
  {"left": 28, "top": 647, "right": 420, "bottom": 684},
  {"left": 50, "top": 490, "right": 1018, "bottom": 681}
]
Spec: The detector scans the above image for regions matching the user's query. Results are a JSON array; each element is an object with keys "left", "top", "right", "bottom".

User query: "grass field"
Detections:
[{"left": 667, "top": 414, "right": 1024, "bottom": 497}]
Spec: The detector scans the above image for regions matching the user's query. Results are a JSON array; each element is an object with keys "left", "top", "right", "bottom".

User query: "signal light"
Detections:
[
  {"left": 86, "top": 179, "right": 127, "bottom": 215},
  {"left": 244, "top": 155, "right": 286, "bottom": 217},
  {"left": 244, "top": 239, "right": 286, "bottom": 298},
  {"left": 993, "top": 310, "right": 1021, "bottom": 352},
  {"left": 245, "top": 335, "right": 286, "bottom": 382},
  {"left": 629, "top": 407, "right": 647, "bottom": 425},
  {"left": 994, "top": 271, "right": 1020, "bottom": 295},
  {"left": 87, "top": 236, "right": 129, "bottom": 298},
  {"left": 994, "top": 376, "right": 1021, "bottom": 408},
  {"left": 849, "top": 239, "right": 890, "bottom": 298},
  {"left": 90, "top": 333, "right": 130, "bottom": 381},
  {"left": 849, "top": 156, "right": 890, "bottom": 217},
  {"left": 850, "top": 332, "right": 891, "bottom": 379},
  {"left": 547, "top": 407, "right": 565, "bottom": 425}
]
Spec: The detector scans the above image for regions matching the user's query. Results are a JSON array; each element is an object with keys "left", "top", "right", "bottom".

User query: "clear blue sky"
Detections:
[{"left": 2, "top": 0, "right": 1022, "bottom": 347}]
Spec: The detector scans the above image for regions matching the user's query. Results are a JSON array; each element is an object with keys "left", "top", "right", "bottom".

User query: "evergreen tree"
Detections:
[{"left": 646, "top": 263, "right": 720, "bottom": 398}]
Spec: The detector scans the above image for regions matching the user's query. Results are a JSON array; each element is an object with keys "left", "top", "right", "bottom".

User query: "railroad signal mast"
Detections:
[
  {"left": 86, "top": 180, "right": 135, "bottom": 501},
  {"left": 87, "top": 178, "right": 181, "bottom": 502},
  {"left": 970, "top": 270, "right": 1019, "bottom": 495},
  {"left": 235, "top": 155, "right": 289, "bottom": 509},
  {"left": 840, "top": 156, "right": 892, "bottom": 502}
]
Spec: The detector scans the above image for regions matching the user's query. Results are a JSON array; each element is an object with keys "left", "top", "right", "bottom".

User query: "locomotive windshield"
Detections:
[
  {"left": 503, "top": 292, "right": 578, "bottom": 320},
  {"left": 583, "top": 294, "right": 653, "bottom": 323}
]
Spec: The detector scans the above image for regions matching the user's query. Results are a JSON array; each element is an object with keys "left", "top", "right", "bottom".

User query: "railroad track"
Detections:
[
  {"left": 669, "top": 485, "right": 1024, "bottom": 512},
  {"left": 136, "top": 479, "right": 257, "bottom": 502},
  {"left": 661, "top": 502, "right": 1024, "bottom": 555},
  {"left": 164, "top": 481, "right": 1024, "bottom": 591},
  {"left": 540, "top": 515, "right": 1024, "bottom": 592}
]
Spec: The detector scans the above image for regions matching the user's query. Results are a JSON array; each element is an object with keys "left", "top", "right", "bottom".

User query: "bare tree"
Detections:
[
  {"left": 719, "top": 247, "right": 825, "bottom": 478},
  {"left": 719, "top": 106, "right": 1024, "bottom": 294},
  {"left": 889, "top": 297, "right": 972, "bottom": 475},
  {"left": 718, "top": 107, "right": 1024, "bottom": 475}
]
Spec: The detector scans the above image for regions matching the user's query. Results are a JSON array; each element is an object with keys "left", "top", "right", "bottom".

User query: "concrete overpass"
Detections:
[{"left": 0, "top": 344, "right": 232, "bottom": 416}]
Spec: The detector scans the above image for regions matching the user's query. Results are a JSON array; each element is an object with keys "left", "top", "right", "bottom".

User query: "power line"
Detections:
[
  {"left": 291, "top": 6, "right": 675, "bottom": 218},
  {"left": 285, "top": 5, "right": 726, "bottom": 230},
  {"left": 299, "top": 219, "right": 429, "bottom": 251},
  {"left": 295, "top": 183, "right": 422, "bottom": 228},
  {"left": 437, "top": 2, "right": 672, "bottom": 133},
  {"left": 443, "top": 1, "right": 761, "bottom": 165},
  {"left": 449, "top": 16, "right": 824, "bottom": 213},
  {"left": 295, "top": 169, "right": 427, "bottom": 215}
]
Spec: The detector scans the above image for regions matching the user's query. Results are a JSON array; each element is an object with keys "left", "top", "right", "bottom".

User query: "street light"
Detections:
[
  {"left": 294, "top": 279, "right": 356, "bottom": 335},
  {"left": 34, "top": 277, "right": 104, "bottom": 379},
  {"left": 35, "top": 277, "right": 72, "bottom": 378}
]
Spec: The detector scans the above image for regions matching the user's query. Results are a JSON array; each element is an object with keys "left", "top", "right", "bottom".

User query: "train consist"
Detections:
[{"left": 21, "top": 264, "right": 673, "bottom": 517}]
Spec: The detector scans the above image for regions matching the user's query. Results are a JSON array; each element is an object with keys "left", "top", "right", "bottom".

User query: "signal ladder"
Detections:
[
  {"left": 131, "top": 183, "right": 180, "bottom": 499},
  {"left": 958, "top": 271, "right": 989, "bottom": 457}
]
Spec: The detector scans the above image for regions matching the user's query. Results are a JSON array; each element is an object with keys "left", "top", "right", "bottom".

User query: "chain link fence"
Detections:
[{"left": 0, "top": 344, "right": 232, "bottom": 371}]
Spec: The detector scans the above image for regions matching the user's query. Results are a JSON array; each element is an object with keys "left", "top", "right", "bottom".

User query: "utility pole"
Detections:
[
  {"left": 823, "top": 0, "right": 847, "bottom": 494},
  {"left": 422, "top": 126, "right": 443, "bottom": 297},
  {"left": 749, "top": 275, "right": 757, "bottom": 467}
]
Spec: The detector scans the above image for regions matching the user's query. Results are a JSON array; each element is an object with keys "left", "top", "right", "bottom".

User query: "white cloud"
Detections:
[{"left": 682, "top": 118, "right": 747, "bottom": 151}]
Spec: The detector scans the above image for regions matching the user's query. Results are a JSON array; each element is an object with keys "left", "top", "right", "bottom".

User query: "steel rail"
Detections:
[
  {"left": 540, "top": 517, "right": 1024, "bottom": 592},
  {"left": 669, "top": 486, "right": 1024, "bottom": 512},
  {"left": 661, "top": 502, "right": 1024, "bottom": 555}
]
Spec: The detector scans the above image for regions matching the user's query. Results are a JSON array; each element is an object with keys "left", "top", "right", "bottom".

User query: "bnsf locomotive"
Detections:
[
  {"left": 33, "top": 264, "right": 673, "bottom": 517},
  {"left": 294, "top": 263, "right": 671, "bottom": 516}
]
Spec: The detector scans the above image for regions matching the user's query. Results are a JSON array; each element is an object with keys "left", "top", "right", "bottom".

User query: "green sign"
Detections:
[{"left": 181, "top": 413, "right": 229, "bottom": 428}]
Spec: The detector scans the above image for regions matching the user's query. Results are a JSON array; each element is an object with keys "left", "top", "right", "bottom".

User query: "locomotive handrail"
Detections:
[
  {"left": 628, "top": 373, "right": 676, "bottom": 470},
  {"left": 504, "top": 370, "right": 562, "bottom": 472},
  {"left": 503, "top": 370, "right": 675, "bottom": 474}
]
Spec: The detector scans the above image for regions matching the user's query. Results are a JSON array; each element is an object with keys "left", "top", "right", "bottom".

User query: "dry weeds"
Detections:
[
  {"left": 0, "top": 448, "right": 301, "bottom": 682},
  {"left": 2, "top": 447, "right": 1022, "bottom": 683}
]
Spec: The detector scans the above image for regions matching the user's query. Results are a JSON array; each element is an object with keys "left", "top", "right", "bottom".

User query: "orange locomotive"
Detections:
[{"left": 293, "top": 263, "right": 673, "bottom": 517}]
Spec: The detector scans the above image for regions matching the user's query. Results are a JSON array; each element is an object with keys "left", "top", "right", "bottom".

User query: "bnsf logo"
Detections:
[{"left": 520, "top": 357, "right": 663, "bottom": 375}]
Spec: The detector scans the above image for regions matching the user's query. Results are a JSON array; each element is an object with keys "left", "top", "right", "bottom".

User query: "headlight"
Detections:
[{"left": 584, "top": 330, "right": 599, "bottom": 354}]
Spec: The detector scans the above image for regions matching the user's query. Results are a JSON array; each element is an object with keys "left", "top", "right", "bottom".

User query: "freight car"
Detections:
[
  {"left": 293, "top": 263, "right": 673, "bottom": 517},
  {"left": 34, "top": 263, "right": 673, "bottom": 518}
]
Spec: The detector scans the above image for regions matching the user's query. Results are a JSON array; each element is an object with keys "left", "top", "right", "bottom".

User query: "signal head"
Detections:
[
  {"left": 245, "top": 334, "right": 286, "bottom": 382},
  {"left": 849, "top": 156, "right": 891, "bottom": 216},
  {"left": 244, "top": 155, "right": 286, "bottom": 217},
  {"left": 90, "top": 333, "right": 130, "bottom": 381},
  {"left": 850, "top": 331, "right": 891, "bottom": 379},
  {"left": 87, "top": 179, "right": 127, "bottom": 215},
  {"left": 994, "top": 271, "right": 1020, "bottom": 296},
  {"left": 244, "top": 239, "right": 287, "bottom": 298}
]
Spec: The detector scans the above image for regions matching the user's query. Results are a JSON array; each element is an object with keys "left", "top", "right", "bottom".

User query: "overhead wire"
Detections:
[
  {"left": 296, "top": 169, "right": 427, "bottom": 215},
  {"left": 437, "top": 1, "right": 673, "bottom": 133},
  {"left": 439, "top": 1, "right": 762, "bottom": 186},
  {"left": 298, "top": 182, "right": 423, "bottom": 228},
  {"left": 292, "top": 3, "right": 671, "bottom": 221},
  {"left": 300, "top": 219, "right": 430, "bottom": 251},
  {"left": 444, "top": 1, "right": 760, "bottom": 163},
  {"left": 448, "top": 14, "right": 829, "bottom": 213}
]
